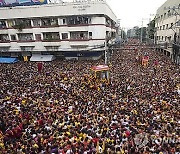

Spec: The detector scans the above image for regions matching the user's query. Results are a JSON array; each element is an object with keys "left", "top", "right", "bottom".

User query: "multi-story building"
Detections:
[
  {"left": 127, "top": 26, "right": 139, "bottom": 39},
  {"left": 154, "top": 0, "right": 180, "bottom": 59},
  {"left": 0, "top": 0, "right": 117, "bottom": 60}
]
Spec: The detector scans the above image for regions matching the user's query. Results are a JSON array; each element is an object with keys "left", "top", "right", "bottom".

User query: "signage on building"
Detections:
[
  {"left": 73, "top": 4, "right": 91, "bottom": 11},
  {"left": 72, "top": 0, "right": 104, "bottom": 11},
  {"left": 0, "top": 0, "right": 47, "bottom": 7}
]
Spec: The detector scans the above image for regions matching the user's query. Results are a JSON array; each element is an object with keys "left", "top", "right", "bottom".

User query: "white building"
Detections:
[
  {"left": 155, "top": 0, "right": 180, "bottom": 57},
  {"left": 0, "top": 0, "right": 117, "bottom": 60}
]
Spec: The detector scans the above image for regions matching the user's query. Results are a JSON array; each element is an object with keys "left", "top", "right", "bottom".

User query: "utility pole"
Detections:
[
  {"left": 105, "top": 32, "right": 110, "bottom": 65},
  {"left": 117, "top": 19, "right": 121, "bottom": 46},
  {"left": 140, "top": 18, "right": 151, "bottom": 43},
  {"left": 140, "top": 20, "right": 143, "bottom": 43},
  {"left": 105, "top": 38, "right": 107, "bottom": 64},
  {"left": 121, "top": 27, "right": 124, "bottom": 40}
]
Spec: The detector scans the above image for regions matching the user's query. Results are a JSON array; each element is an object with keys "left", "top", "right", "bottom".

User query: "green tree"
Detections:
[
  {"left": 135, "top": 27, "right": 147, "bottom": 42},
  {"left": 147, "top": 19, "right": 155, "bottom": 40}
]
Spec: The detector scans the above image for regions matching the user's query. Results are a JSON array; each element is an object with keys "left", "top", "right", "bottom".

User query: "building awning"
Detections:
[
  {"left": 0, "top": 57, "right": 19, "bottom": 63},
  {"left": 21, "top": 51, "right": 31, "bottom": 56},
  {"left": 30, "top": 54, "right": 56, "bottom": 62}
]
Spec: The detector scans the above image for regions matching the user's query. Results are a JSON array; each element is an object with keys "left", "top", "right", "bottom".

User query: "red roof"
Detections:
[{"left": 91, "top": 65, "right": 109, "bottom": 71}]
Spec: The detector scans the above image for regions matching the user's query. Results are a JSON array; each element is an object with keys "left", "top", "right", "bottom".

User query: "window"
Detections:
[
  {"left": 168, "top": 10, "right": 171, "bottom": 17},
  {"left": 67, "top": 16, "right": 91, "bottom": 25},
  {"left": 0, "top": 21, "right": 6, "bottom": 29},
  {"left": 160, "top": 26, "right": 162, "bottom": 30},
  {"left": 0, "top": 34, "right": 9, "bottom": 42},
  {"left": 11, "top": 35, "right": 16, "bottom": 41},
  {"left": 70, "top": 31, "right": 88, "bottom": 40},
  {"left": 7, "top": 20, "right": 15, "bottom": 28},
  {"left": 18, "top": 33, "right": 33, "bottom": 41},
  {"left": 62, "top": 33, "right": 68, "bottom": 39},
  {"left": 41, "top": 18, "right": 58, "bottom": 26},
  {"left": 177, "top": 20, "right": 180, "bottom": 26},
  {"left": 89, "top": 32, "right": 92, "bottom": 39},
  {"left": 106, "top": 18, "right": 111, "bottom": 26},
  {"left": 63, "top": 19, "right": 66, "bottom": 25},
  {"left": 164, "top": 13, "right": 166, "bottom": 18},
  {"left": 43, "top": 32, "right": 60, "bottom": 40},
  {"left": 33, "top": 19, "right": 41, "bottom": 27},
  {"left": 166, "top": 24, "right": 168, "bottom": 29},
  {"left": 162, "top": 36, "right": 163, "bottom": 40},
  {"left": 168, "top": 36, "right": 171, "bottom": 42},
  {"left": 80, "top": 33, "right": 84, "bottom": 37},
  {"left": 171, "top": 23, "right": 173, "bottom": 28},
  {"left": 15, "top": 19, "right": 31, "bottom": 27},
  {"left": 163, "top": 25, "right": 165, "bottom": 30},
  {"left": 35, "top": 34, "right": 41, "bottom": 41}
]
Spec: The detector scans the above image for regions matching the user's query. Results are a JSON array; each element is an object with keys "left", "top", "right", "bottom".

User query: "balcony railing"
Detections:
[
  {"left": 70, "top": 32, "right": 88, "bottom": 40},
  {"left": 66, "top": 16, "right": 91, "bottom": 25},
  {"left": 0, "top": 35, "right": 10, "bottom": 42},
  {"left": 0, "top": 21, "right": 7, "bottom": 29},
  {"left": 18, "top": 34, "right": 34, "bottom": 41},
  {"left": 43, "top": 33, "right": 60, "bottom": 41},
  {"left": 41, "top": 18, "right": 58, "bottom": 27}
]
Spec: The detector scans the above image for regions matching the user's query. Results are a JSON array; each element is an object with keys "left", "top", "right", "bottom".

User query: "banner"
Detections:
[
  {"left": 3, "top": 0, "right": 16, "bottom": 5},
  {"left": 0, "top": 0, "right": 47, "bottom": 7},
  {"left": 0, "top": 0, "right": 4, "bottom": 6},
  {"left": 18, "top": 0, "right": 31, "bottom": 4}
]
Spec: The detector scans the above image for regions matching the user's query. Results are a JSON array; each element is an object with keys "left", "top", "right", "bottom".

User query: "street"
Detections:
[{"left": 0, "top": 40, "right": 179, "bottom": 153}]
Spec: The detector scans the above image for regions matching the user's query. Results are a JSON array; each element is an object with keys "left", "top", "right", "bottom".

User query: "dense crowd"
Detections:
[{"left": 0, "top": 41, "right": 179, "bottom": 153}]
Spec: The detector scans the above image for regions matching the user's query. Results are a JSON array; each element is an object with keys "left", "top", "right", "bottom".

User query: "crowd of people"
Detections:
[{"left": 0, "top": 40, "right": 179, "bottom": 153}]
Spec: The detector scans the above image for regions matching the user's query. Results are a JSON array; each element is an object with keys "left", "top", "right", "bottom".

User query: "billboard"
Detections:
[{"left": 0, "top": 0, "right": 47, "bottom": 7}]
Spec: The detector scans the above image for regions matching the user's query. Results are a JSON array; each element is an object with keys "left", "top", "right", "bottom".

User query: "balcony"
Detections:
[
  {"left": 18, "top": 33, "right": 34, "bottom": 42},
  {"left": 0, "top": 21, "right": 7, "bottom": 29},
  {"left": 43, "top": 32, "right": 60, "bottom": 42},
  {"left": 41, "top": 18, "right": 58, "bottom": 27},
  {"left": 0, "top": 34, "right": 10, "bottom": 43},
  {"left": 66, "top": 16, "right": 91, "bottom": 26},
  {"left": 32, "top": 19, "right": 41, "bottom": 27},
  {"left": 13, "top": 19, "right": 32, "bottom": 31},
  {"left": 70, "top": 31, "right": 89, "bottom": 41},
  {"left": 7, "top": 20, "right": 15, "bottom": 28}
]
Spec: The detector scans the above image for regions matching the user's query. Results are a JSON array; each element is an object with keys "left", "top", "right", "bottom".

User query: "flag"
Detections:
[{"left": 37, "top": 62, "right": 43, "bottom": 73}]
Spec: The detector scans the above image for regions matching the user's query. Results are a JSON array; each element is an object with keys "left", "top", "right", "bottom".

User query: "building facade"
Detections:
[
  {"left": 154, "top": 0, "right": 180, "bottom": 62},
  {"left": 127, "top": 26, "right": 139, "bottom": 39},
  {"left": 0, "top": 0, "right": 117, "bottom": 60}
]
